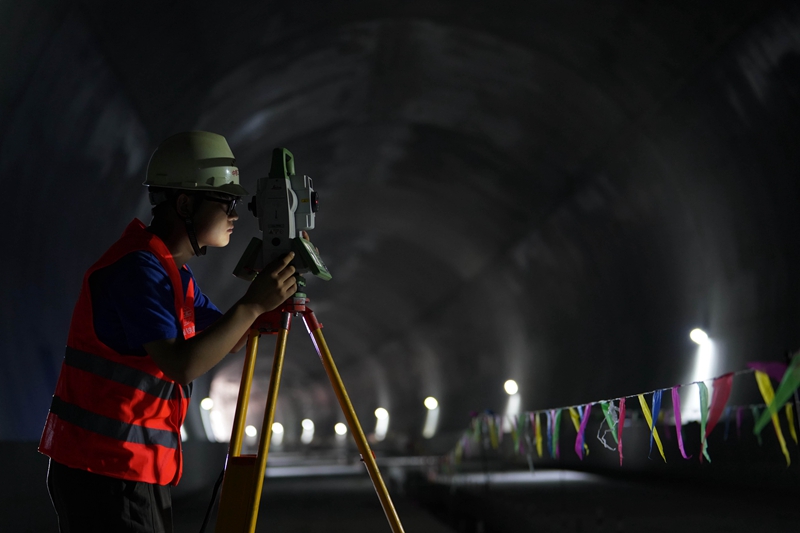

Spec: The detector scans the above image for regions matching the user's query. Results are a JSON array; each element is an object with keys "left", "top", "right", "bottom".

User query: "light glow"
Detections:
[
  {"left": 504, "top": 380, "right": 519, "bottom": 395},
  {"left": 503, "top": 393, "right": 521, "bottom": 432},
  {"left": 271, "top": 422, "right": 284, "bottom": 446},
  {"left": 424, "top": 397, "right": 439, "bottom": 410},
  {"left": 683, "top": 330, "right": 716, "bottom": 422},
  {"left": 334, "top": 423, "right": 348, "bottom": 435},
  {"left": 375, "top": 409, "right": 389, "bottom": 441},
  {"left": 301, "top": 419, "right": 315, "bottom": 444},
  {"left": 200, "top": 397, "right": 214, "bottom": 410},
  {"left": 690, "top": 328, "right": 709, "bottom": 345},
  {"left": 245, "top": 425, "right": 257, "bottom": 437}
]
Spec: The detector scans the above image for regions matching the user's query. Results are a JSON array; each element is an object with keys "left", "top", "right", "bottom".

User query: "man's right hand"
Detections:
[{"left": 241, "top": 252, "right": 297, "bottom": 315}]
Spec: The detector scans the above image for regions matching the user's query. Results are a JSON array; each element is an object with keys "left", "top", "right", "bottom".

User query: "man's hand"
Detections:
[{"left": 240, "top": 252, "right": 297, "bottom": 316}]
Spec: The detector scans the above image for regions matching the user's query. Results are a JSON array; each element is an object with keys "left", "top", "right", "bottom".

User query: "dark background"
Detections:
[{"left": 2, "top": 1, "right": 800, "bottom": 531}]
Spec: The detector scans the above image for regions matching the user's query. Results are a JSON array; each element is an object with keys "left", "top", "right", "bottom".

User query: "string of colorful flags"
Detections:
[{"left": 450, "top": 352, "right": 800, "bottom": 467}]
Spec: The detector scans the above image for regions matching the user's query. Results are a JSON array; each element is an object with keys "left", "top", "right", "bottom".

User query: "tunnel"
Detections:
[{"left": 2, "top": 1, "right": 800, "bottom": 531}]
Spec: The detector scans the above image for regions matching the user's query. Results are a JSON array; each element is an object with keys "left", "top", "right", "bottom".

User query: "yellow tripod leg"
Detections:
[
  {"left": 216, "top": 313, "right": 291, "bottom": 533},
  {"left": 303, "top": 312, "right": 406, "bottom": 533}
]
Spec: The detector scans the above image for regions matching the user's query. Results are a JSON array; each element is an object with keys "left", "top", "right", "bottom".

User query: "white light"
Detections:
[
  {"left": 245, "top": 425, "right": 257, "bottom": 437},
  {"left": 424, "top": 397, "right": 439, "bottom": 410},
  {"left": 375, "top": 407, "right": 389, "bottom": 420},
  {"left": 334, "top": 423, "right": 348, "bottom": 435},
  {"left": 375, "top": 412, "right": 389, "bottom": 441},
  {"left": 682, "top": 336, "right": 717, "bottom": 422},
  {"left": 422, "top": 407, "right": 440, "bottom": 439},
  {"left": 271, "top": 422, "right": 284, "bottom": 446},
  {"left": 180, "top": 425, "right": 188, "bottom": 442},
  {"left": 504, "top": 380, "right": 519, "bottom": 395},
  {"left": 200, "top": 397, "right": 214, "bottom": 410},
  {"left": 690, "top": 328, "right": 709, "bottom": 345},
  {"left": 301, "top": 419, "right": 315, "bottom": 444},
  {"left": 503, "top": 393, "right": 521, "bottom": 433}
]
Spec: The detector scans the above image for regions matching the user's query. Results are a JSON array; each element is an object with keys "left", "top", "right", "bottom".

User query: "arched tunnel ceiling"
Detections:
[{"left": 2, "top": 1, "right": 800, "bottom": 444}]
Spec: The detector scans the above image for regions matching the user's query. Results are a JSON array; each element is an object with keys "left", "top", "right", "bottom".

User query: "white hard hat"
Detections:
[{"left": 144, "top": 131, "right": 249, "bottom": 197}]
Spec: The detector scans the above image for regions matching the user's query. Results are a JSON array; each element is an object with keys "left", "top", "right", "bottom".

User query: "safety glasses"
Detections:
[{"left": 204, "top": 193, "right": 242, "bottom": 216}]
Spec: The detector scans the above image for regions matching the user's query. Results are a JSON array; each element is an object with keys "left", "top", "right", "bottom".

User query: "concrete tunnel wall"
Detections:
[{"left": 2, "top": 1, "right": 800, "bottom": 469}]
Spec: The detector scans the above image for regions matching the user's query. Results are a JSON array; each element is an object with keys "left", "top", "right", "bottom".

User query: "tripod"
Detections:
[{"left": 214, "top": 280, "right": 405, "bottom": 533}]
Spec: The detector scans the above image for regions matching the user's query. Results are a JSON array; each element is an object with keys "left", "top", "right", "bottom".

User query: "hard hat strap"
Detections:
[{"left": 183, "top": 217, "right": 207, "bottom": 257}]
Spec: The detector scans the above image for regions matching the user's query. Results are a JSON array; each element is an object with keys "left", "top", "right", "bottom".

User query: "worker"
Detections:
[{"left": 39, "top": 131, "right": 297, "bottom": 532}]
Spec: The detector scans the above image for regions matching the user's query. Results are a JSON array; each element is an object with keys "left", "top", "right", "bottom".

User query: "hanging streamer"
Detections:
[
  {"left": 750, "top": 406, "right": 763, "bottom": 446},
  {"left": 786, "top": 403, "right": 798, "bottom": 445},
  {"left": 754, "top": 353, "right": 800, "bottom": 434},
  {"left": 753, "top": 371, "right": 791, "bottom": 466},
  {"left": 702, "top": 373, "right": 735, "bottom": 463},
  {"left": 569, "top": 407, "right": 581, "bottom": 436},
  {"left": 511, "top": 415, "right": 520, "bottom": 455},
  {"left": 697, "top": 382, "right": 710, "bottom": 462},
  {"left": 736, "top": 407, "right": 744, "bottom": 439},
  {"left": 552, "top": 409, "right": 562, "bottom": 459},
  {"left": 575, "top": 404, "right": 592, "bottom": 460},
  {"left": 618, "top": 397, "right": 626, "bottom": 466},
  {"left": 723, "top": 406, "right": 732, "bottom": 441},
  {"left": 637, "top": 394, "right": 666, "bottom": 462},
  {"left": 597, "top": 401, "right": 619, "bottom": 450},
  {"left": 671, "top": 387, "right": 691, "bottom": 459},
  {"left": 534, "top": 412, "right": 543, "bottom": 458},
  {"left": 488, "top": 415, "right": 499, "bottom": 450},
  {"left": 650, "top": 390, "right": 663, "bottom": 455}
]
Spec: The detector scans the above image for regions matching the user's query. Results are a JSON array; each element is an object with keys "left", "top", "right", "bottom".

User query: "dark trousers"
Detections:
[{"left": 47, "top": 459, "right": 173, "bottom": 533}]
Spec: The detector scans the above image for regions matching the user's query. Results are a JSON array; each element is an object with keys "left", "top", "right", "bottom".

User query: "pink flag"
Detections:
[
  {"left": 618, "top": 398, "right": 626, "bottom": 466},
  {"left": 671, "top": 387, "right": 691, "bottom": 459}
]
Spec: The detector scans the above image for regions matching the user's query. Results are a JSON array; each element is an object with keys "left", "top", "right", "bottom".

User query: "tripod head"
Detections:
[{"left": 233, "top": 147, "right": 332, "bottom": 283}]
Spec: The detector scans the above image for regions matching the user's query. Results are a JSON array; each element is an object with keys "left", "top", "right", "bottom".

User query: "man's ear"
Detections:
[{"left": 175, "top": 193, "right": 195, "bottom": 218}]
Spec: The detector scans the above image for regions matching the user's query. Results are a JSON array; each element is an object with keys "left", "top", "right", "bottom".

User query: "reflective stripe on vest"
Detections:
[
  {"left": 49, "top": 396, "right": 178, "bottom": 449},
  {"left": 64, "top": 346, "right": 191, "bottom": 401}
]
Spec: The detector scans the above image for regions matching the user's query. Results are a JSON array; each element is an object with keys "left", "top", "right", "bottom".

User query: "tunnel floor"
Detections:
[
  {"left": 172, "top": 469, "right": 799, "bottom": 533},
  {"left": 173, "top": 476, "right": 455, "bottom": 533}
]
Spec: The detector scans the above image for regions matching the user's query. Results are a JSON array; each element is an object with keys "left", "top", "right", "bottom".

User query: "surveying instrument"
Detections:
[{"left": 212, "top": 148, "right": 405, "bottom": 532}]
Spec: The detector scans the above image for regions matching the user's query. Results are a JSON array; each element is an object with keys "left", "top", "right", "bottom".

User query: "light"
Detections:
[
  {"left": 271, "top": 422, "right": 284, "bottom": 446},
  {"left": 301, "top": 419, "right": 315, "bottom": 444},
  {"left": 334, "top": 423, "right": 348, "bottom": 435},
  {"left": 375, "top": 408, "right": 389, "bottom": 441},
  {"left": 690, "top": 328, "right": 709, "bottom": 345},
  {"left": 200, "top": 397, "right": 214, "bottom": 410},
  {"left": 424, "top": 397, "right": 439, "bottom": 410},
  {"left": 504, "top": 380, "right": 519, "bottom": 395},
  {"left": 683, "top": 330, "right": 716, "bottom": 422},
  {"left": 245, "top": 425, "right": 257, "bottom": 437}
]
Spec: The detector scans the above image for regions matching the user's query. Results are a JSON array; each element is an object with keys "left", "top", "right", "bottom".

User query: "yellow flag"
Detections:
[
  {"left": 637, "top": 394, "right": 666, "bottom": 462},
  {"left": 754, "top": 371, "right": 791, "bottom": 466},
  {"left": 786, "top": 403, "right": 798, "bottom": 445},
  {"left": 534, "top": 413, "right": 543, "bottom": 458}
]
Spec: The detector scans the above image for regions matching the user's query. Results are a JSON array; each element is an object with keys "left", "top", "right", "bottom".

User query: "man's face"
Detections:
[{"left": 192, "top": 193, "right": 239, "bottom": 248}]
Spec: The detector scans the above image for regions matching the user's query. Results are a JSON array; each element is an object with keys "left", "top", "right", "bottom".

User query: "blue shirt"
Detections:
[{"left": 89, "top": 251, "right": 223, "bottom": 356}]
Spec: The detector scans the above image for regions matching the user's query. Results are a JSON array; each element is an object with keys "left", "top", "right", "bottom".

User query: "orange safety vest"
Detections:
[{"left": 39, "top": 219, "right": 196, "bottom": 486}]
